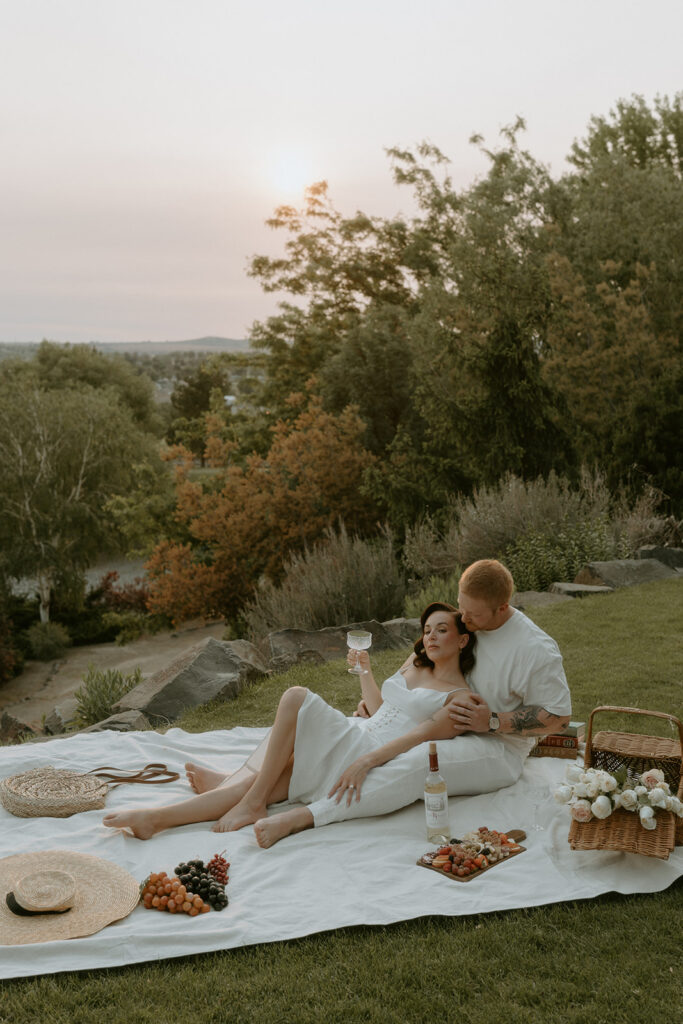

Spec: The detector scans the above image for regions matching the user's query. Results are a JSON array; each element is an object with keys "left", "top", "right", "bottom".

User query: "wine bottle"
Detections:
[{"left": 424, "top": 741, "right": 450, "bottom": 843}]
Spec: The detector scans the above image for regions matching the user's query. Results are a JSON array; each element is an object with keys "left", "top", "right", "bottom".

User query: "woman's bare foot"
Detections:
[
  {"left": 102, "top": 808, "right": 162, "bottom": 840},
  {"left": 185, "top": 762, "right": 228, "bottom": 794},
  {"left": 253, "top": 807, "right": 313, "bottom": 848},
  {"left": 212, "top": 795, "right": 267, "bottom": 833}
]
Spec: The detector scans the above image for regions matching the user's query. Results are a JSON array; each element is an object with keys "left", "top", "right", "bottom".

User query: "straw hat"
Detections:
[{"left": 0, "top": 851, "right": 140, "bottom": 945}]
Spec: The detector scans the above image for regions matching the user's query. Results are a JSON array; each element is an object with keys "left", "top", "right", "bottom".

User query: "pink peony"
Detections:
[
  {"left": 571, "top": 799, "right": 593, "bottom": 823},
  {"left": 640, "top": 768, "right": 665, "bottom": 790}
]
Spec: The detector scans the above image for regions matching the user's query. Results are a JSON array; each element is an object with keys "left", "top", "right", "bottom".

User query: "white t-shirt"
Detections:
[{"left": 467, "top": 608, "right": 572, "bottom": 756}]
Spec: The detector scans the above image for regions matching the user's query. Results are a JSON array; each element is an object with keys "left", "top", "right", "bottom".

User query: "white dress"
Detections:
[{"left": 288, "top": 670, "right": 453, "bottom": 826}]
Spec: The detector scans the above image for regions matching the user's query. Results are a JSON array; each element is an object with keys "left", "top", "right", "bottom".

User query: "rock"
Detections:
[
  {"left": 548, "top": 582, "right": 613, "bottom": 598},
  {"left": 0, "top": 712, "right": 35, "bottom": 742},
  {"left": 574, "top": 559, "right": 677, "bottom": 588},
  {"left": 636, "top": 545, "right": 683, "bottom": 570},
  {"left": 264, "top": 620, "right": 408, "bottom": 672},
  {"left": 113, "top": 636, "right": 270, "bottom": 724},
  {"left": 44, "top": 698, "right": 80, "bottom": 735},
  {"left": 511, "top": 591, "right": 573, "bottom": 609},
  {"left": 79, "top": 710, "right": 151, "bottom": 733},
  {"left": 381, "top": 618, "right": 421, "bottom": 645}
]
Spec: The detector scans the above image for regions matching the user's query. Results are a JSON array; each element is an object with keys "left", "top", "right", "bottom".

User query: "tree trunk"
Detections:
[{"left": 37, "top": 572, "right": 52, "bottom": 623}]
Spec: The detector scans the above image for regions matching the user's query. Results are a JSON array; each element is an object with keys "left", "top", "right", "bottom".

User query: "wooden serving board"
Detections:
[{"left": 416, "top": 829, "right": 527, "bottom": 882}]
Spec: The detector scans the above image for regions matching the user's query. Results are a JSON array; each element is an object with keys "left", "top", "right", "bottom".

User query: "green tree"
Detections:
[
  {"left": 4, "top": 341, "right": 163, "bottom": 435},
  {"left": 0, "top": 381, "right": 157, "bottom": 622},
  {"left": 168, "top": 357, "right": 233, "bottom": 465}
]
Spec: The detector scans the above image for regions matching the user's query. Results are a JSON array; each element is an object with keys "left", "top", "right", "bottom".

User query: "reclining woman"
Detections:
[{"left": 103, "top": 602, "right": 475, "bottom": 848}]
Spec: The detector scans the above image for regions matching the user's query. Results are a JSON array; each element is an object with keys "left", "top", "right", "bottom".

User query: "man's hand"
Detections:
[
  {"left": 448, "top": 692, "right": 490, "bottom": 733},
  {"left": 353, "top": 699, "right": 371, "bottom": 718}
]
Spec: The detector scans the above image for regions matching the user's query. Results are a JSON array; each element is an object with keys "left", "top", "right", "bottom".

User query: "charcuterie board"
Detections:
[{"left": 416, "top": 828, "right": 527, "bottom": 882}]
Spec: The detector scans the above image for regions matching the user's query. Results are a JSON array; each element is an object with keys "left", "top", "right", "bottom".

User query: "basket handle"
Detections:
[{"left": 584, "top": 706, "right": 683, "bottom": 769}]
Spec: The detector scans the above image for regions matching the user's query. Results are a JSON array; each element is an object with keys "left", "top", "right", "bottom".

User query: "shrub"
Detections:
[
  {"left": 91, "top": 571, "right": 150, "bottom": 613},
  {"left": 242, "top": 523, "right": 406, "bottom": 639},
  {"left": 403, "top": 572, "right": 462, "bottom": 619},
  {"left": 73, "top": 664, "right": 143, "bottom": 727},
  {"left": 24, "top": 621, "right": 72, "bottom": 660},
  {"left": 504, "top": 516, "right": 616, "bottom": 592},
  {"left": 402, "top": 518, "right": 461, "bottom": 580},
  {"left": 101, "top": 610, "right": 165, "bottom": 645},
  {"left": 450, "top": 469, "right": 615, "bottom": 567}
]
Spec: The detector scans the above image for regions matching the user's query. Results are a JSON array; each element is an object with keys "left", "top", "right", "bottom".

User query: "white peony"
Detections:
[
  {"left": 566, "top": 764, "right": 584, "bottom": 783},
  {"left": 639, "top": 805, "right": 657, "bottom": 830},
  {"left": 573, "top": 783, "right": 589, "bottom": 798},
  {"left": 635, "top": 786, "right": 648, "bottom": 797},
  {"left": 648, "top": 787, "right": 668, "bottom": 808},
  {"left": 599, "top": 773, "right": 618, "bottom": 793},
  {"left": 554, "top": 785, "right": 573, "bottom": 804},
  {"left": 670, "top": 797, "right": 683, "bottom": 817},
  {"left": 585, "top": 779, "right": 600, "bottom": 799},
  {"left": 617, "top": 789, "right": 639, "bottom": 811},
  {"left": 591, "top": 795, "right": 613, "bottom": 819}
]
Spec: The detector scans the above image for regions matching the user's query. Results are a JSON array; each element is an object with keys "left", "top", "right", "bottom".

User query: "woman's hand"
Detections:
[
  {"left": 328, "top": 754, "right": 375, "bottom": 805},
  {"left": 353, "top": 699, "right": 371, "bottom": 718},
  {"left": 347, "top": 648, "right": 371, "bottom": 674}
]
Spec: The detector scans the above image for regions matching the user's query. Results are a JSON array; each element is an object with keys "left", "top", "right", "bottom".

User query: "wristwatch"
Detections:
[{"left": 488, "top": 712, "right": 501, "bottom": 733}]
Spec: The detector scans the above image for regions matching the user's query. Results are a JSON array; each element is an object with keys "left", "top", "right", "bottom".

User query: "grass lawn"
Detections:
[{"left": 1, "top": 579, "right": 682, "bottom": 1023}]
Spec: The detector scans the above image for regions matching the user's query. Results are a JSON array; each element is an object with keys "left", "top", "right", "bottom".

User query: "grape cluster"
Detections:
[
  {"left": 174, "top": 857, "right": 229, "bottom": 911},
  {"left": 207, "top": 850, "right": 229, "bottom": 884},
  {"left": 140, "top": 871, "right": 210, "bottom": 916}
]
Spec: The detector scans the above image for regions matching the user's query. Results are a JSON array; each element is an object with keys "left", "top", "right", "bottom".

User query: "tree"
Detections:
[
  {"left": 146, "top": 394, "right": 381, "bottom": 623},
  {"left": 0, "top": 381, "right": 157, "bottom": 621},
  {"left": 168, "top": 357, "right": 233, "bottom": 465},
  {"left": 6, "top": 341, "right": 164, "bottom": 435}
]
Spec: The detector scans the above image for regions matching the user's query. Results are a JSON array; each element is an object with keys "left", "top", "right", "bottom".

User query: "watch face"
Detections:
[{"left": 489, "top": 713, "right": 500, "bottom": 731}]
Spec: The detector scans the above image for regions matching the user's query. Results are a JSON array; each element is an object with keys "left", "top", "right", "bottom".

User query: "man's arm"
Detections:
[{"left": 449, "top": 693, "right": 570, "bottom": 736}]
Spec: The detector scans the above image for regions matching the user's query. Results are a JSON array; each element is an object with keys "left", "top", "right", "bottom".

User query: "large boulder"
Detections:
[
  {"left": 548, "top": 582, "right": 613, "bottom": 598},
  {"left": 0, "top": 712, "right": 35, "bottom": 743},
  {"left": 79, "top": 709, "right": 151, "bottom": 733},
  {"left": 574, "top": 559, "right": 677, "bottom": 588},
  {"left": 636, "top": 545, "right": 683, "bottom": 570},
  {"left": 44, "top": 698, "right": 80, "bottom": 735},
  {"left": 113, "top": 637, "right": 270, "bottom": 724},
  {"left": 263, "top": 620, "right": 410, "bottom": 673},
  {"left": 512, "top": 591, "right": 573, "bottom": 609}
]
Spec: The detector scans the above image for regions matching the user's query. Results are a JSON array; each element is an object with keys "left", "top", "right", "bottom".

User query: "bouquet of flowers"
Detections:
[{"left": 555, "top": 765, "right": 683, "bottom": 831}]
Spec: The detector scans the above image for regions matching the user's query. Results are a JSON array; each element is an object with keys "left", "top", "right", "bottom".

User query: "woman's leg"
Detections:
[
  {"left": 102, "top": 687, "right": 307, "bottom": 839},
  {"left": 254, "top": 806, "right": 314, "bottom": 848},
  {"left": 212, "top": 686, "right": 306, "bottom": 832},
  {"left": 186, "top": 733, "right": 271, "bottom": 794}
]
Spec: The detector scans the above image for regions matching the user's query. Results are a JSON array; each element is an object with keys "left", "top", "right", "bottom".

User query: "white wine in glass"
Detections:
[{"left": 347, "top": 630, "right": 372, "bottom": 674}]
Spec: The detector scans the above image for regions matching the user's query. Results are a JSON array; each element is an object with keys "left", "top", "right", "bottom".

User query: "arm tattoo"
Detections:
[{"left": 509, "top": 705, "right": 546, "bottom": 733}]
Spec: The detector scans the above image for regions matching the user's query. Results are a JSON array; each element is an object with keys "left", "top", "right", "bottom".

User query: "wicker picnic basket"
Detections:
[{"left": 568, "top": 706, "right": 683, "bottom": 860}]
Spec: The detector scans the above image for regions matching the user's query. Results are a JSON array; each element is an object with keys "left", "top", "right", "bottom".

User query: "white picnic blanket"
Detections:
[{"left": 1, "top": 726, "right": 681, "bottom": 980}]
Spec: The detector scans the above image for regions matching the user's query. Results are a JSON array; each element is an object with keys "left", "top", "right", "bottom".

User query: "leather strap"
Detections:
[{"left": 85, "top": 763, "right": 180, "bottom": 786}]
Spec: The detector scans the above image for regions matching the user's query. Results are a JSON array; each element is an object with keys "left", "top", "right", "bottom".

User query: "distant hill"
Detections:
[
  {"left": 92, "top": 337, "right": 251, "bottom": 355},
  {"left": 0, "top": 338, "right": 251, "bottom": 361}
]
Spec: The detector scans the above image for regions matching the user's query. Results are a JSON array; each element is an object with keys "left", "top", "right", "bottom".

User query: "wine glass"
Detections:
[
  {"left": 527, "top": 784, "right": 549, "bottom": 832},
  {"left": 347, "top": 630, "right": 372, "bottom": 674}
]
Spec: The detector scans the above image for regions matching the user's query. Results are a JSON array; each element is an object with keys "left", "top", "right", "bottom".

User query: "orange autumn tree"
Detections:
[{"left": 146, "top": 393, "right": 380, "bottom": 624}]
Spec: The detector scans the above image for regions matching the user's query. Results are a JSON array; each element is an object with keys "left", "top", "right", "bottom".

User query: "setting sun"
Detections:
[{"left": 268, "top": 148, "right": 318, "bottom": 198}]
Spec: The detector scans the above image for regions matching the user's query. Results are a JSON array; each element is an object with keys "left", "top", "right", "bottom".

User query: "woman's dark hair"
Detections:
[{"left": 412, "top": 601, "right": 476, "bottom": 676}]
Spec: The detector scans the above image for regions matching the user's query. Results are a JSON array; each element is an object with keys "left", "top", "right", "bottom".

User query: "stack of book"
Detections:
[{"left": 530, "top": 721, "right": 585, "bottom": 760}]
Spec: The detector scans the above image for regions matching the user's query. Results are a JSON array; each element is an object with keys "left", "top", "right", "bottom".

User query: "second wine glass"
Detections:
[{"left": 347, "top": 630, "right": 372, "bottom": 674}]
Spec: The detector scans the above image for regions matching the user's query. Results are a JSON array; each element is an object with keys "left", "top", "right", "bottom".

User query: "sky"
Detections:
[{"left": 1, "top": 0, "right": 681, "bottom": 345}]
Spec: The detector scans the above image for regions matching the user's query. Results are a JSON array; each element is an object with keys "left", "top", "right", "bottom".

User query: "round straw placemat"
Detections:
[
  {"left": 0, "top": 766, "right": 109, "bottom": 818},
  {"left": 0, "top": 850, "right": 140, "bottom": 945}
]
